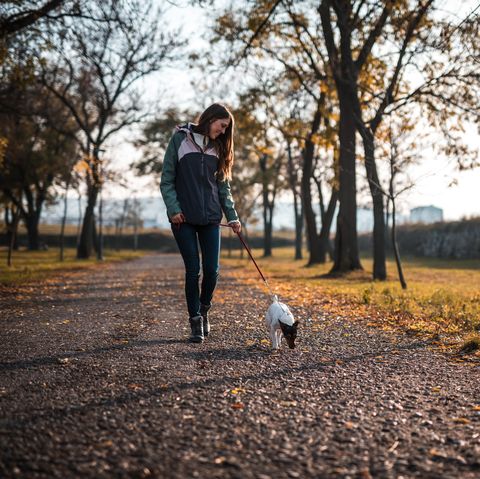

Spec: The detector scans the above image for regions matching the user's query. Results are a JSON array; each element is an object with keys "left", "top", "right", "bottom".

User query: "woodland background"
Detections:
[{"left": 1, "top": 0, "right": 479, "bottom": 290}]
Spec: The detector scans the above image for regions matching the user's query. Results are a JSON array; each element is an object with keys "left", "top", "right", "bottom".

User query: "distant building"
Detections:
[{"left": 410, "top": 205, "right": 443, "bottom": 224}]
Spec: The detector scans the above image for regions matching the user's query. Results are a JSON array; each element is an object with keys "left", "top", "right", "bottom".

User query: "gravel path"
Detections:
[{"left": 0, "top": 254, "right": 479, "bottom": 479}]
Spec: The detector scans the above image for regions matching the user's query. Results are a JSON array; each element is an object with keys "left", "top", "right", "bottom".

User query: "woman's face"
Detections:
[{"left": 208, "top": 118, "right": 230, "bottom": 139}]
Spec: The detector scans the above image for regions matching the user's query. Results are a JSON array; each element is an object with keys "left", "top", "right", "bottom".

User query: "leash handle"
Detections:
[{"left": 220, "top": 223, "right": 276, "bottom": 299}]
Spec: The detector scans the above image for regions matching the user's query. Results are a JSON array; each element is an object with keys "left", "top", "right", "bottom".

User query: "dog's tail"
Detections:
[{"left": 272, "top": 294, "right": 279, "bottom": 303}]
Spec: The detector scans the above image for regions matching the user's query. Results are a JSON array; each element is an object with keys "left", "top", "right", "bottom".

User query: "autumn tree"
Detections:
[
  {"left": 272, "top": 102, "right": 305, "bottom": 260},
  {"left": 229, "top": 102, "right": 265, "bottom": 245},
  {"left": 407, "top": 5, "right": 480, "bottom": 171},
  {"left": 41, "top": 0, "right": 181, "bottom": 258},
  {"left": 133, "top": 107, "right": 191, "bottom": 184},
  {"left": 0, "top": 75, "right": 79, "bottom": 250},
  {"left": 319, "top": 0, "right": 440, "bottom": 280},
  {"left": 215, "top": 0, "right": 479, "bottom": 279},
  {"left": 382, "top": 118, "right": 418, "bottom": 290},
  {"left": 0, "top": 1, "right": 67, "bottom": 39},
  {"left": 239, "top": 87, "right": 288, "bottom": 257},
  {"left": 213, "top": 1, "right": 340, "bottom": 265},
  {"left": 0, "top": 1, "right": 119, "bottom": 41}
]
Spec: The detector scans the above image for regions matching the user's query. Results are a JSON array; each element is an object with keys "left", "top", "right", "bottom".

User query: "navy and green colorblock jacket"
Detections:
[{"left": 160, "top": 124, "right": 239, "bottom": 225}]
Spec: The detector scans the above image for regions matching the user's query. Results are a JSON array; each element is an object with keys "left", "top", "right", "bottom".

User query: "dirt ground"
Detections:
[{"left": 0, "top": 254, "right": 479, "bottom": 478}]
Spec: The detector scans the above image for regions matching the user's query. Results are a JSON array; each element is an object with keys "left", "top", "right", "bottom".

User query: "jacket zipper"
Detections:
[
  {"left": 201, "top": 152, "right": 207, "bottom": 222},
  {"left": 190, "top": 131, "right": 209, "bottom": 223}
]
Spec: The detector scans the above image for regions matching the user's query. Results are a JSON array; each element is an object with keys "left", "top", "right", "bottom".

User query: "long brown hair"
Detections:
[{"left": 192, "top": 103, "right": 234, "bottom": 181}]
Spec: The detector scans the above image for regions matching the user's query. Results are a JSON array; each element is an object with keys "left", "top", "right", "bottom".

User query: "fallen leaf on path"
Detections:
[
  {"left": 230, "top": 388, "right": 246, "bottom": 395},
  {"left": 128, "top": 383, "right": 142, "bottom": 391},
  {"left": 452, "top": 417, "right": 470, "bottom": 424},
  {"left": 360, "top": 469, "right": 373, "bottom": 479},
  {"left": 429, "top": 448, "right": 446, "bottom": 458}
]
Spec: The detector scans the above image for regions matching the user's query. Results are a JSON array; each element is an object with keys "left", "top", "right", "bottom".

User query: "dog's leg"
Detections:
[
  {"left": 270, "top": 327, "right": 279, "bottom": 349},
  {"left": 266, "top": 312, "right": 275, "bottom": 348},
  {"left": 269, "top": 325, "right": 280, "bottom": 349},
  {"left": 273, "top": 330, "right": 277, "bottom": 348},
  {"left": 276, "top": 330, "right": 282, "bottom": 349}
]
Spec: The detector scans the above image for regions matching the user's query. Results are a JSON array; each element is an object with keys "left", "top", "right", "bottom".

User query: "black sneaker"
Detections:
[
  {"left": 188, "top": 315, "right": 204, "bottom": 343},
  {"left": 200, "top": 304, "right": 211, "bottom": 337}
]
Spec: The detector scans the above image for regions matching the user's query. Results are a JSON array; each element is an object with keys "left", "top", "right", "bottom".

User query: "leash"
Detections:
[{"left": 220, "top": 223, "right": 277, "bottom": 302}]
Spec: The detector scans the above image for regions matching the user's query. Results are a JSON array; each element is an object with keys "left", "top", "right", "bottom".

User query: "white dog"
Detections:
[{"left": 265, "top": 296, "right": 299, "bottom": 349}]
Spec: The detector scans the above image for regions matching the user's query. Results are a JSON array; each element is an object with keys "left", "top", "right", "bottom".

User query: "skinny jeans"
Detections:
[{"left": 171, "top": 223, "right": 220, "bottom": 318}]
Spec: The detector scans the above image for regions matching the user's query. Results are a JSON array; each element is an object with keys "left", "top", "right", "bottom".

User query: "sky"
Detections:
[{"left": 104, "top": 0, "right": 480, "bottom": 222}]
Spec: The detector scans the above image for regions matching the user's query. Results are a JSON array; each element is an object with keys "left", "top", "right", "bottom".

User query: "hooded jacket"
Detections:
[{"left": 160, "top": 124, "right": 239, "bottom": 225}]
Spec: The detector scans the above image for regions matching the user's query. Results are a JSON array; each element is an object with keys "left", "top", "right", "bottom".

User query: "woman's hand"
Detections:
[
  {"left": 171, "top": 213, "right": 186, "bottom": 224},
  {"left": 230, "top": 221, "right": 241, "bottom": 234}
]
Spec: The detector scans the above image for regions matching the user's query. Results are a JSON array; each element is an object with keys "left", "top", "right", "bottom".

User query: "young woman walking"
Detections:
[{"left": 160, "top": 103, "right": 241, "bottom": 343}]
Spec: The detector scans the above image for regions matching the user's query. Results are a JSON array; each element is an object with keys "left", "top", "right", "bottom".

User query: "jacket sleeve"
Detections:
[
  {"left": 160, "top": 133, "right": 183, "bottom": 219},
  {"left": 217, "top": 178, "right": 239, "bottom": 223}
]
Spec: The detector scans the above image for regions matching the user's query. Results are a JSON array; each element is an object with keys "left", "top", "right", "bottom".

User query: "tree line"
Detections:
[
  {"left": 133, "top": 0, "right": 479, "bottom": 286},
  {"left": 1, "top": 1, "right": 479, "bottom": 287},
  {"left": 0, "top": 0, "right": 179, "bottom": 259}
]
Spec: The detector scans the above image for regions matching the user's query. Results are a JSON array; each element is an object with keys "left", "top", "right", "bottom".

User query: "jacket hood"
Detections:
[{"left": 176, "top": 123, "right": 194, "bottom": 134}]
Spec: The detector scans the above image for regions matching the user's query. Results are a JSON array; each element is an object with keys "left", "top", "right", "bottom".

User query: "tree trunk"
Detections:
[
  {"left": 59, "top": 181, "right": 70, "bottom": 262},
  {"left": 318, "top": 188, "right": 338, "bottom": 262},
  {"left": 77, "top": 185, "right": 99, "bottom": 259},
  {"left": 391, "top": 196, "right": 407, "bottom": 289},
  {"left": 76, "top": 192, "right": 82, "bottom": 247},
  {"left": 331, "top": 90, "right": 362, "bottom": 273},
  {"left": 7, "top": 207, "right": 20, "bottom": 267},
  {"left": 97, "top": 187, "right": 104, "bottom": 260},
  {"left": 24, "top": 213, "right": 41, "bottom": 250},
  {"left": 362, "top": 130, "right": 387, "bottom": 280},
  {"left": 286, "top": 140, "right": 303, "bottom": 260},
  {"left": 301, "top": 103, "right": 323, "bottom": 265},
  {"left": 133, "top": 220, "right": 138, "bottom": 251},
  {"left": 293, "top": 191, "right": 303, "bottom": 260},
  {"left": 313, "top": 173, "right": 338, "bottom": 263},
  {"left": 5, "top": 206, "right": 19, "bottom": 251},
  {"left": 260, "top": 154, "right": 275, "bottom": 258},
  {"left": 263, "top": 203, "right": 273, "bottom": 257}
]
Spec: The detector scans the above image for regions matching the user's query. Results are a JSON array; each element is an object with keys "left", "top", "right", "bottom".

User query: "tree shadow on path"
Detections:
[{"left": 0, "top": 337, "right": 185, "bottom": 371}]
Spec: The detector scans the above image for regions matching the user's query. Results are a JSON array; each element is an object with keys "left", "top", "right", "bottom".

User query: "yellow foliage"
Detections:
[
  {"left": 221, "top": 247, "right": 480, "bottom": 352},
  {"left": 74, "top": 158, "right": 92, "bottom": 174},
  {"left": 0, "top": 248, "right": 145, "bottom": 286},
  {"left": 0, "top": 137, "right": 8, "bottom": 164}
]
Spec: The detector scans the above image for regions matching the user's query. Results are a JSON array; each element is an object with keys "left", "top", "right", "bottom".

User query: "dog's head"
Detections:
[{"left": 279, "top": 320, "right": 299, "bottom": 349}]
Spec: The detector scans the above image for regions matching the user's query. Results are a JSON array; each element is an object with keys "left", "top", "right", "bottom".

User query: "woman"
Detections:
[{"left": 160, "top": 103, "right": 241, "bottom": 343}]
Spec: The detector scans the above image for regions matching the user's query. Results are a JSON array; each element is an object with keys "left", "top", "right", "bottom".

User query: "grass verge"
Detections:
[
  {"left": 0, "top": 247, "right": 145, "bottom": 286},
  {"left": 222, "top": 247, "right": 480, "bottom": 356}
]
